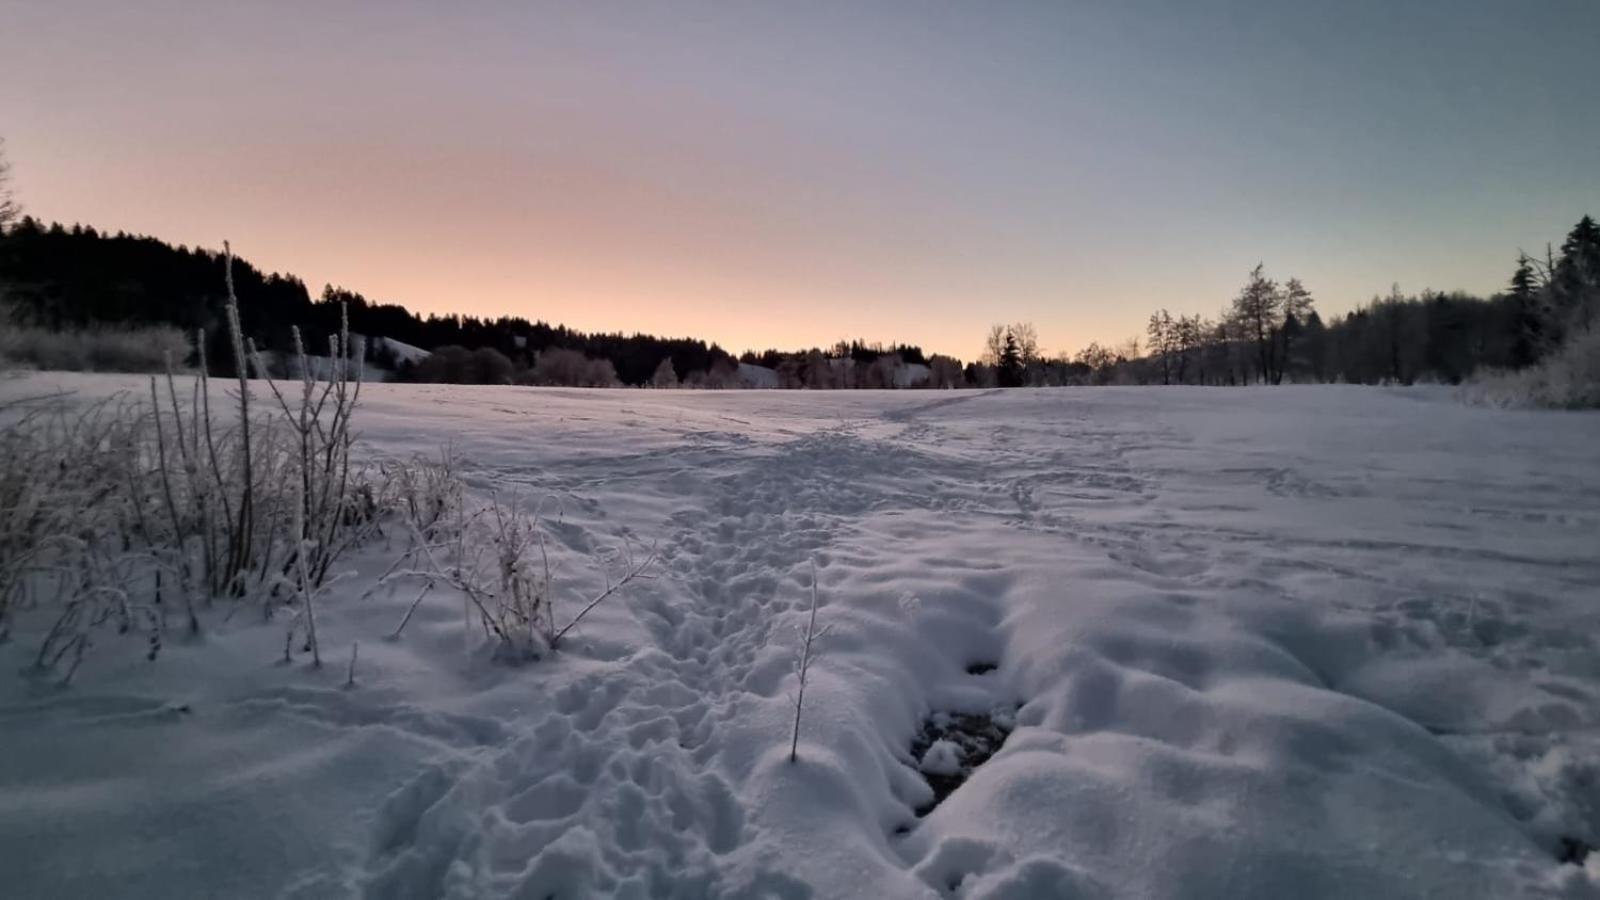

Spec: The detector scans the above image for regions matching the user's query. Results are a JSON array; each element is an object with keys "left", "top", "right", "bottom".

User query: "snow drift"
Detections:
[{"left": 1, "top": 376, "right": 1597, "bottom": 898}]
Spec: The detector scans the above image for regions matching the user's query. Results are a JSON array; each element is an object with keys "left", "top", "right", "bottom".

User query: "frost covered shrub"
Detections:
[
  {"left": 0, "top": 324, "right": 191, "bottom": 374},
  {"left": 526, "top": 347, "right": 621, "bottom": 387},
  {"left": 1466, "top": 325, "right": 1600, "bottom": 409},
  {"left": 384, "top": 447, "right": 461, "bottom": 538},
  {"left": 1, "top": 246, "right": 383, "bottom": 681},
  {"left": 373, "top": 488, "right": 654, "bottom": 662},
  {"left": 0, "top": 397, "right": 149, "bottom": 650},
  {"left": 409, "top": 345, "right": 515, "bottom": 384}
]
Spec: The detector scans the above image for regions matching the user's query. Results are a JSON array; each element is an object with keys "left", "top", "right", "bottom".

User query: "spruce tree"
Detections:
[
  {"left": 1509, "top": 253, "right": 1543, "bottom": 367},
  {"left": 997, "top": 330, "right": 1024, "bottom": 388},
  {"left": 1277, "top": 278, "right": 1314, "bottom": 383},
  {"left": 1552, "top": 216, "right": 1599, "bottom": 333}
]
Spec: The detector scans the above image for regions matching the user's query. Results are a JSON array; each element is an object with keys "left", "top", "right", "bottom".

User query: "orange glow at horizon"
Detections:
[{"left": 3, "top": 2, "right": 1593, "bottom": 363}]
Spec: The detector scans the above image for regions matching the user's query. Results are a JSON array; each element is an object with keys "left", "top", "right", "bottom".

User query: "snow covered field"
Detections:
[{"left": 2, "top": 375, "right": 1599, "bottom": 898}]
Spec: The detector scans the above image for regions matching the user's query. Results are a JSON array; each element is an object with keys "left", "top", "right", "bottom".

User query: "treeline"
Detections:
[
  {"left": 3, "top": 208, "right": 1594, "bottom": 397},
  {"left": 0, "top": 219, "right": 739, "bottom": 385},
  {"left": 734, "top": 340, "right": 960, "bottom": 389},
  {"left": 1108, "top": 215, "right": 1597, "bottom": 389},
  {"left": 1127, "top": 269, "right": 1535, "bottom": 387}
]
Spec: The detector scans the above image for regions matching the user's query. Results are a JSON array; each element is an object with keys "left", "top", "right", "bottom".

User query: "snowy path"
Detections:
[{"left": 3, "top": 377, "right": 1599, "bottom": 898}]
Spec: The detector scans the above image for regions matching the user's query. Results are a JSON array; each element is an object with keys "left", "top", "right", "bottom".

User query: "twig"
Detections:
[
  {"left": 549, "top": 543, "right": 657, "bottom": 649},
  {"left": 790, "top": 559, "right": 831, "bottom": 763},
  {"left": 390, "top": 582, "right": 432, "bottom": 639}
]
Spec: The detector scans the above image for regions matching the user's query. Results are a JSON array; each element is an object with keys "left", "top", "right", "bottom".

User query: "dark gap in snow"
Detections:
[
  {"left": 910, "top": 708, "right": 1014, "bottom": 817},
  {"left": 1557, "top": 835, "right": 1593, "bottom": 866},
  {"left": 965, "top": 661, "right": 997, "bottom": 675}
]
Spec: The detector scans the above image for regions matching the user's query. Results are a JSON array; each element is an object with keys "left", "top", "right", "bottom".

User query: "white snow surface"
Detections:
[
  {"left": 3, "top": 375, "right": 1600, "bottom": 899},
  {"left": 372, "top": 335, "right": 432, "bottom": 365},
  {"left": 919, "top": 740, "right": 965, "bottom": 777}
]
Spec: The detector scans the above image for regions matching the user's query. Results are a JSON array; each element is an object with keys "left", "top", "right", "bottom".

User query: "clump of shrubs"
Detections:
[
  {"left": 0, "top": 322, "right": 192, "bottom": 374},
  {"left": 0, "top": 248, "right": 382, "bottom": 680}
]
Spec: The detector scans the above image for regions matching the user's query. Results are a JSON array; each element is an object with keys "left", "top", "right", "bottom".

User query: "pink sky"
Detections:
[{"left": 3, "top": 2, "right": 1594, "bottom": 360}]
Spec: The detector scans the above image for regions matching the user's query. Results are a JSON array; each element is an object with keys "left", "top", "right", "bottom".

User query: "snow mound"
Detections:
[{"left": 919, "top": 739, "right": 964, "bottom": 776}]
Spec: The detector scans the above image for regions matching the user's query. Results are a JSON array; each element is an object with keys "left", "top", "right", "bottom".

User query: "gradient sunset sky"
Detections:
[{"left": 3, "top": 1, "right": 1597, "bottom": 360}]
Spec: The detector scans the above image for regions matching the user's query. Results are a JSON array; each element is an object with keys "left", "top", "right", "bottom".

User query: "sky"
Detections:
[{"left": 2, "top": 1, "right": 1597, "bottom": 361}]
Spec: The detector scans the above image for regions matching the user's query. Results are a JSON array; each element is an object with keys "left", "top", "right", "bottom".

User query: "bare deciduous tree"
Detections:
[
  {"left": 982, "top": 325, "right": 1008, "bottom": 367},
  {"left": 0, "top": 137, "right": 20, "bottom": 232},
  {"left": 1230, "top": 264, "right": 1281, "bottom": 383}
]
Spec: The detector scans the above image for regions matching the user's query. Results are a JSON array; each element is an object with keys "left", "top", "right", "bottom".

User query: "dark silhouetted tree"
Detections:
[
  {"left": 1147, "top": 310, "right": 1173, "bottom": 384},
  {"left": 1277, "top": 278, "right": 1314, "bottom": 383},
  {"left": 1230, "top": 264, "right": 1280, "bottom": 383},
  {"left": 997, "top": 330, "right": 1024, "bottom": 387},
  {"left": 1509, "top": 253, "right": 1542, "bottom": 367}
]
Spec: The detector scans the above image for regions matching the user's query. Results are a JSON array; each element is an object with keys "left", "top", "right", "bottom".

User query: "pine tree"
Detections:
[
  {"left": 1552, "top": 215, "right": 1599, "bottom": 334},
  {"left": 997, "top": 330, "right": 1024, "bottom": 388},
  {"left": 1509, "top": 253, "right": 1543, "bottom": 367},
  {"left": 1301, "top": 310, "right": 1327, "bottom": 382},
  {"left": 1174, "top": 315, "right": 1201, "bottom": 384},
  {"left": 1277, "top": 278, "right": 1315, "bottom": 383},
  {"left": 1558, "top": 215, "right": 1600, "bottom": 272}
]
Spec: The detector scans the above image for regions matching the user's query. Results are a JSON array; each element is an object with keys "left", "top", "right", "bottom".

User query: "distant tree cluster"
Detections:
[
  {"left": 0, "top": 220, "right": 736, "bottom": 385},
  {"left": 1102, "top": 215, "right": 1598, "bottom": 390},
  {"left": 737, "top": 340, "right": 941, "bottom": 389},
  {"left": 958, "top": 322, "right": 1108, "bottom": 387},
  {"left": 0, "top": 216, "right": 961, "bottom": 389},
  {"left": 1134, "top": 265, "right": 1322, "bottom": 386}
]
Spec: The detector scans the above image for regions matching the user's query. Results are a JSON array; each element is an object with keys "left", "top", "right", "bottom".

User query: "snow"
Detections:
[
  {"left": 2, "top": 375, "right": 1599, "bottom": 898},
  {"left": 919, "top": 740, "right": 965, "bottom": 776},
  {"left": 737, "top": 362, "right": 779, "bottom": 389},
  {"left": 372, "top": 335, "right": 432, "bottom": 365}
]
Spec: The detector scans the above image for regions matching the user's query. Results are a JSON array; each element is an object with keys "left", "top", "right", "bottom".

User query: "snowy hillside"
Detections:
[
  {"left": 2, "top": 376, "right": 1598, "bottom": 898},
  {"left": 372, "top": 335, "right": 431, "bottom": 365},
  {"left": 738, "top": 362, "right": 780, "bottom": 388}
]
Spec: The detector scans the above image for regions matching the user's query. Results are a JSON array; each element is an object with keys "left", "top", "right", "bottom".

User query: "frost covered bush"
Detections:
[
  {"left": 1466, "top": 325, "right": 1600, "bottom": 409},
  {"left": 384, "top": 446, "right": 461, "bottom": 538},
  {"left": 373, "top": 488, "right": 654, "bottom": 661},
  {"left": 0, "top": 396, "right": 151, "bottom": 651},
  {"left": 0, "top": 247, "right": 384, "bottom": 680},
  {"left": 409, "top": 345, "right": 515, "bottom": 384},
  {"left": 526, "top": 347, "right": 621, "bottom": 387},
  {"left": 0, "top": 323, "right": 191, "bottom": 374}
]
